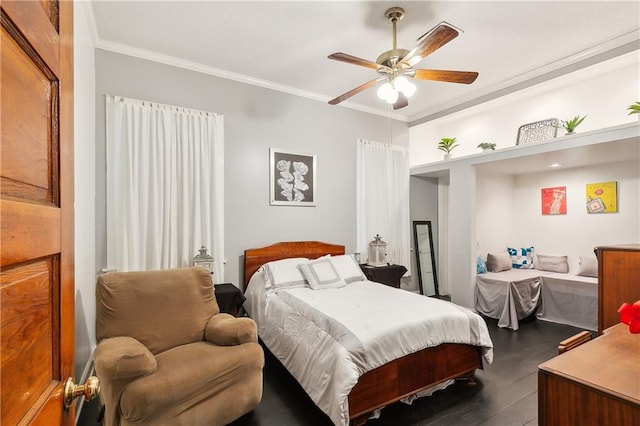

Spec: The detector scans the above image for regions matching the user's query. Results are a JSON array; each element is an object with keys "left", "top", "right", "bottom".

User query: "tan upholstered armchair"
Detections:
[{"left": 94, "top": 267, "right": 263, "bottom": 426}]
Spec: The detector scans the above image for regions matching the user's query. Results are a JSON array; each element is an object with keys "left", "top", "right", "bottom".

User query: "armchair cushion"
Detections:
[
  {"left": 205, "top": 314, "right": 258, "bottom": 346},
  {"left": 94, "top": 336, "right": 156, "bottom": 380}
]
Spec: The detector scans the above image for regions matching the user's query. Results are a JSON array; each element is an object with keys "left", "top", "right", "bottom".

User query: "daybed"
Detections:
[
  {"left": 243, "top": 241, "right": 494, "bottom": 426},
  {"left": 536, "top": 273, "right": 598, "bottom": 331},
  {"left": 475, "top": 264, "right": 598, "bottom": 331}
]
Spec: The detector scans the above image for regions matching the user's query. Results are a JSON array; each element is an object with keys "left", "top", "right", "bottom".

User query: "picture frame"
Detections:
[
  {"left": 270, "top": 148, "right": 316, "bottom": 206},
  {"left": 586, "top": 181, "right": 617, "bottom": 213},
  {"left": 541, "top": 186, "right": 567, "bottom": 215}
]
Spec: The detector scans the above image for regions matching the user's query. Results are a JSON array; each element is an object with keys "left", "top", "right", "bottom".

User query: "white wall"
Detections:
[
  {"left": 410, "top": 51, "right": 640, "bottom": 165},
  {"left": 475, "top": 171, "right": 516, "bottom": 256},
  {"left": 94, "top": 50, "right": 408, "bottom": 289},
  {"left": 511, "top": 160, "right": 639, "bottom": 272},
  {"left": 73, "top": 0, "right": 96, "bottom": 417},
  {"left": 477, "top": 161, "right": 639, "bottom": 273}
]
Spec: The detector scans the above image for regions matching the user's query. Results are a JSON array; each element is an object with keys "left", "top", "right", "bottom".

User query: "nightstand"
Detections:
[
  {"left": 359, "top": 264, "right": 407, "bottom": 288},
  {"left": 214, "top": 283, "right": 245, "bottom": 316}
]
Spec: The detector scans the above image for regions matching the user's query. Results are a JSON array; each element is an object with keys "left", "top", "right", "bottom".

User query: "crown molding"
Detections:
[
  {"left": 85, "top": 0, "right": 407, "bottom": 121},
  {"left": 409, "top": 30, "right": 640, "bottom": 126},
  {"left": 93, "top": 39, "right": 408, "bottom": 122}
]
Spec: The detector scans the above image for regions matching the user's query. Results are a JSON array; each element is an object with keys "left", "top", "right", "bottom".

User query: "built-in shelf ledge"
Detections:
[{"left": 411, "top": 122, "right": 640, "bottom": 178}]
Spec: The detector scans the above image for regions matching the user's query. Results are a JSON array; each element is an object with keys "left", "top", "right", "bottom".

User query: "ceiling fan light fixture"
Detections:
[
  {"left": 377, "top": 82, "right": 398, "bottom": 103},
  {"left": 394, "top": 76, "right": 416, "bottom": 98},
  {"left": 386, "top": 89, "right": 399, "bottom": 104}
]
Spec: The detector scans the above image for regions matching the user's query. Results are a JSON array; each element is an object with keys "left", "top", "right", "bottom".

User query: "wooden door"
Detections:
[{"left": 1, "top": 1, "right": 75, "bottom": 424}]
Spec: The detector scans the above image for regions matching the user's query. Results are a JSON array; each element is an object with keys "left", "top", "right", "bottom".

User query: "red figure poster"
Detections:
[{"left": 541, "top": 186, "right": 567, "bottom": 215}]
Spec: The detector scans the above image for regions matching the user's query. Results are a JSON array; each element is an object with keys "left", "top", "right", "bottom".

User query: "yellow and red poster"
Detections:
[{"left": 586, "top": 181, "right": 617, "bottom": 214}]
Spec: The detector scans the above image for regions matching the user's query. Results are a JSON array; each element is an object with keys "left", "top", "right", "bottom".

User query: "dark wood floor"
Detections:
[{"left": 79, "top": 316, "right": 583, "bottom": 426}]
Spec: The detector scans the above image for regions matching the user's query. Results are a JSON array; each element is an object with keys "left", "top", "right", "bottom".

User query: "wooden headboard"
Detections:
[{"left": 243, "top": 241, "right": 345, "bottom": 289}]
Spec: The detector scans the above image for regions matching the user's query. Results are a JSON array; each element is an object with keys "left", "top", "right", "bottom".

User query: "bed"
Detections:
[
  {"left": 475, "top": 269, "right": 597, "bottom": 331},
  {"left": 242, "top": 241, "right": 493, "bottom": 426},
  {"left": 536, "top": 273, "right": 598, "bottom": 331},
  {"left": 475, "top": 269, "right": 550, "bottom": 331}
]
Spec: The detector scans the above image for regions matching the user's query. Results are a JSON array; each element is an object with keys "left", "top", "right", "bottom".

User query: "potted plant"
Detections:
[
  {"left": 559, "top": 115, "right": 586, "bottom": 135},
  {"left": 437, "top": 137, "right": 458, "bottom": 159},
  {"left": 628, "top": 101, "right": 640, "bottom": 115},
  {"left": 477, "top": 142, "right": 496, "bottom": 152}
]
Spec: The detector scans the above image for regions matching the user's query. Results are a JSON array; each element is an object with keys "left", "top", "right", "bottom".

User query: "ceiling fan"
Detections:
[{"left": 328, "top": 6, "right": 478, "bottom": 110}]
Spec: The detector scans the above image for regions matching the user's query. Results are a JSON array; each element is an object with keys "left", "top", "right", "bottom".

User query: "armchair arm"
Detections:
[
  {"left": 94, "top": 336, "right": 157, "bottom": 381},
  {"left": 205, "top": 313, "right": 258, "bottom": 346}
]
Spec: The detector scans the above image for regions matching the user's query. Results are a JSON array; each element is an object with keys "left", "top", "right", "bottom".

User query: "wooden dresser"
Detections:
[
  {"left": 538, "top": 323, "right": 640, "bottom": 425},
  {"left": 595, "top": 244, "right": 640, "bottom": 333}
]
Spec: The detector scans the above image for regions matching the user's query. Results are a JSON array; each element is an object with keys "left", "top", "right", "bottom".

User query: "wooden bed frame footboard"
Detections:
[
  {"left": 348, "top": 343, "right": 482, "bottom": 425},
  {"left": 243, "top": 241, "right": 484, "bottom": 425}
]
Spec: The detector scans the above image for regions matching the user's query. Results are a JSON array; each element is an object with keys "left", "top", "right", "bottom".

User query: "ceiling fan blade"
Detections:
[
  {"left": 328, "top": 52, "right": 391, "bottom": 72},
  {"left": 413, "top": 69, "right": 479, "bottom": 84},
  {"left": 400, "top": 23, "right": 459, "bottom": 67},
  {"left": 328, "top": 78, "right": 382, "bottom": 105},
  {"left": 393, "top": 92, "right": 409, "bottom": 110}
]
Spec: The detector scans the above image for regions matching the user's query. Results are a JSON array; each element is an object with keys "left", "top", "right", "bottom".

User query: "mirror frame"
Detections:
[{"left": 412, "top": 220, "right": 439, "bottom": 296}]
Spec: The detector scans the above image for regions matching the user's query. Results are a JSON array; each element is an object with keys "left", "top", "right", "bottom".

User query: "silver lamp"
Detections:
[{"left": 193, "top": 246, "right": 214, "bottom": 276}]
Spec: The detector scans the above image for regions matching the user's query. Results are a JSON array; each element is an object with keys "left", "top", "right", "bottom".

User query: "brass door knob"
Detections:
[{"left": 63, "top": 376, "right": 100, "bottom": 410}]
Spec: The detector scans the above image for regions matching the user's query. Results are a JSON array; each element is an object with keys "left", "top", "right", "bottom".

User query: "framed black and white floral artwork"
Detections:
[{"left": 270, "top": 148, "right": 316, "bottom": 206}]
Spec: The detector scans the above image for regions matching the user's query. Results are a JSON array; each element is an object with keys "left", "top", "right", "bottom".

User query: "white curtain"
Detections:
[
  {"left": 106, "top": 95, "right": 224, "bottom": 278},
  {"left": 356, "top": 139, "right": 411, "bottom": 272}
]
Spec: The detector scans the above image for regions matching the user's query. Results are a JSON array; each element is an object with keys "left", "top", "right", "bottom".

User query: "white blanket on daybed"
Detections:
[
  {"left": 475, "top": 269, "right": 551, "bottom": 330},
  {"left": 475, "top": 269, "right": 598, "bottom": 331},
  {"left": 537, "top": 273, "right": 598, "bottom": 331},
  {"left": 245, "top": 270, "right": 493, "bottom": 426}
]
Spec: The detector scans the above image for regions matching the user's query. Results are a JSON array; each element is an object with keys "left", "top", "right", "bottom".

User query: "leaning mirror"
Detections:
[{"left": 413, "top": 220, "right": 439, "bottom": 297}]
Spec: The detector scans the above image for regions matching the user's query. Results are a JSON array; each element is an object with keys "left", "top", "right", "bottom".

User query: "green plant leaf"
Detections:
[
  {"left": 437, "top": 137, "right": 458, "bottom": 153},
  {"left": 561, "top": 114, "right": 586, "bottom": 132}
]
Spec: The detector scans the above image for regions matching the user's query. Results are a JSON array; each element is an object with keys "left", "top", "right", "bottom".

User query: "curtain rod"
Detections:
[{"left": 106, "top": 94, "right": 221, "bottom": 117}]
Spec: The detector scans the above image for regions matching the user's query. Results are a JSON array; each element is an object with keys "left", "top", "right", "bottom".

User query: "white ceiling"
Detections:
[{"left": 89, "top": 1, "right": 640, "bottom": 123}]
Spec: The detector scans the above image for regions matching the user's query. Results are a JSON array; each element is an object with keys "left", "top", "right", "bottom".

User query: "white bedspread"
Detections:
[{"left": 245, "top": 270, "right": 493, "bottom": 426}]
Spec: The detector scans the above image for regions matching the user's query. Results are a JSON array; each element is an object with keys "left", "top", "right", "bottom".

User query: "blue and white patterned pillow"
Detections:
[{"left": 507, "top": 246, "right": 535, "bottom": 269}]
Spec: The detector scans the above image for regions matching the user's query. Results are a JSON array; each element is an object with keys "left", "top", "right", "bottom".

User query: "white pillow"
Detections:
[
  {"left": 486, "top": 252, "right": 512, "bottom": 272},
  {"left": 577, "top": 256, "right": 598, "bottom": 277},
  {"left": 298, "top": 258, "right": 346, "bottom": 290},
  {"left": 536, "top": 254, "right": 569, "bottom": 273},
  {"left": 263, "top": 257, "right": 310, "bottom": 290},
  {"left": 329, "top": 254, "right": 366, "bottom": 283}
]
